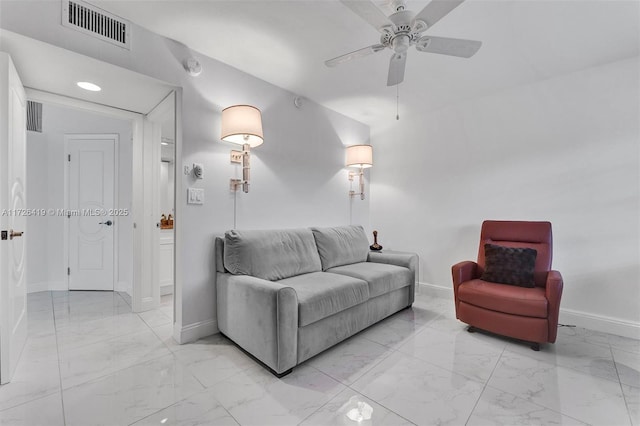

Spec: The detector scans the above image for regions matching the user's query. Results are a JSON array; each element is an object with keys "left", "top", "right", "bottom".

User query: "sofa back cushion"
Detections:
[
  {"left": 311, "top": 225, "right": 369, "bottom": 270},
  {"left": 224, "top": 228, "right": 322, "bottom": 281}
]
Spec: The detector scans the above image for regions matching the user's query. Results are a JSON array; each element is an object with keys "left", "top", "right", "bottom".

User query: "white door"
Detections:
[
  {"left": 66, "top": 135, "right": 116, "bottom": 291},
  {"left": 0, "top": 53, "right": 27, "bottom": 384}
]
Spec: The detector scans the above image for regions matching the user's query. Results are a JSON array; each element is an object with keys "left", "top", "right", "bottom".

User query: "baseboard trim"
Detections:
[
  {"left": 417, "top": 282, "right": 640, "bottom": 340},
  {"left": 28, "top": 281, "right": 67, "bottom": 293},
  {"left": 417, "top": 282, "right": 452, "bottom": 298},
  {"left": 176, "top": 318, "right": 218, "bottom": 344},
  {"left": 559, "top": 308, "right": 640, "bottom": 340},
  {"left": 115, "top": 280, "right": 131, "bottom": 293},
  {"left": 28, "top": 282, "right": 49, "bottom": 294}
]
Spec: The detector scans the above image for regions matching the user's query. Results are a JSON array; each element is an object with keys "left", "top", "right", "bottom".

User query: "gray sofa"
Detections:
[{"left": 215, "top": 225, "right": 418, "bottom": 376}]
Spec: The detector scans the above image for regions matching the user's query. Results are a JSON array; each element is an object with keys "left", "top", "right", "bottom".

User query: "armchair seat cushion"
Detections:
[
  {"left": 458, "top": 279, "right": 548, "bottom": 318},
  {"left": 328, "top": 262, "right": 413, "bottom": 298},
  {"left": 278, "top": 272, "right": 369, "bottom": 327}
]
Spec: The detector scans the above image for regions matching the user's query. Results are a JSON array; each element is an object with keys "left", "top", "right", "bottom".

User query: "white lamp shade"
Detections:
[
  {"left": 221, "top": 105, "right": 264, "bottom": 147},
  {"left": 346, "top": 144, "right": 373, "bottom": 168}
]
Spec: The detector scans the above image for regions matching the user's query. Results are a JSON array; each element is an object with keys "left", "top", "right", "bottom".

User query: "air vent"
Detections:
[
  {"left": 61, "top": 0, "right": 130, "bottom": 49},
  {"left": 26, "top": 101, "right": 43, "bottom": 133}
]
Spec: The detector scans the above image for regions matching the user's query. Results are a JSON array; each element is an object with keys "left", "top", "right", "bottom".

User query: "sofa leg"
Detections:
[
  {"left": 467, "top": 326, "right": 476, "bottom": 333},
  {"left": 274, "top": 368, "right": 293, "bottom": 378},
  {"left": 530, "top": 343, "right": 540, "bottom": 351}
]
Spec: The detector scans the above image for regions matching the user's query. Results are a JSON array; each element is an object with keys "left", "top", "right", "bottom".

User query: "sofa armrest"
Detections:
[
  {"left": 367, "top": 251, "right": 418, "bottom": 305},
  {"left": 545, "top": 270, "right": 563, "bottom": 343},
  {"left": 216, "top": 273, "right": 298, "bottom": 374}
]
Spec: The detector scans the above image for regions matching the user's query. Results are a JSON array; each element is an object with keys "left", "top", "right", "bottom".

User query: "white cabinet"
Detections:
[{"left": 159, "top": 229, "right": 174, "bottom": 295}]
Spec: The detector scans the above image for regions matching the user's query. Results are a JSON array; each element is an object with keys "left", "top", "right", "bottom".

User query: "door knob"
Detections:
[
  {"left": 99, "top": 220, "right": 113, "bottom": 226},
  {"left": 9, "top": 230, "right": 24, "bottom": 240}
]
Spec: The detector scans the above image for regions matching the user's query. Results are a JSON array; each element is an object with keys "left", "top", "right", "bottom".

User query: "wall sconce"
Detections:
[
  {"left": 346, "top": 144, "right": 373, "bottom": 200},
  {"left": 221, "top": 105, "right": 264, "bottom": 193}
]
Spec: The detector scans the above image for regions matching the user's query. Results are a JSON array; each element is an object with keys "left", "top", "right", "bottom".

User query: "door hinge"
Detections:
[
  {"left": 67, "top": 267, "right": 70, "bottom": 276},
  {"left": 68, "top": 154, "right": 71, "bottom": 162}
]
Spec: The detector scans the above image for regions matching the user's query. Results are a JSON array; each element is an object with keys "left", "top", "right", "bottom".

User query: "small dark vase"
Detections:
[{"left": 370, "top": 230, "right": 383, "bottom": 251}]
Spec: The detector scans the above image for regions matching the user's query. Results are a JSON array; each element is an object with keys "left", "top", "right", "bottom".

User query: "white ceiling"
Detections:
[
  {"left": 0, "top": 29, "right": 173, "bottom": 114},
  {"left": 93, "top": 0, "right": 638, "bottom": 131}
]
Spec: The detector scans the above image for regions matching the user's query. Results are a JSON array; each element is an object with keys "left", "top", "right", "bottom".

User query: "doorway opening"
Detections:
[{"left": 24, "top": 89, "right": 178, "bottom": 316}]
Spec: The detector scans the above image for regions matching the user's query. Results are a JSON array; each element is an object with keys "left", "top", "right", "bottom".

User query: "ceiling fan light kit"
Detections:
[{"left": 326, "top": 0, "right": 482, "bottom": 86}]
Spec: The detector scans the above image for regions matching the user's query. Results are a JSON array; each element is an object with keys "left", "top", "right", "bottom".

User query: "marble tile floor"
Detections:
[{"left": 0, "top": 288, "right": 638, "bottom": 426}]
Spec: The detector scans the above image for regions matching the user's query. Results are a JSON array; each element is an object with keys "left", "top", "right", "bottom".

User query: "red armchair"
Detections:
[{"left": 452, "top": 220, "right": 563, "bottom": 350}]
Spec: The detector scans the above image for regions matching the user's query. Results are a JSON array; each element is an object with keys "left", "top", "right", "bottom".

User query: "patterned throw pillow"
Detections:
[{"left": 480, "top": 244, "right": 537, "bottom": 287}]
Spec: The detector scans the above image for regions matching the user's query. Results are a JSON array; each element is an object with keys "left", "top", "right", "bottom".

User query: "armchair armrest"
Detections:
[
  {"left": 545, "top": 270, "right": 563, "bottom": 343},
  {"left": 451, "top": 261, "right": 478, "bottom": 286},
  {"left": 367, "top": 251, "right": 418, "bottom": 304},
  {"left": 451, "top": 261, "right": 478, "bottom": 312},
  {"left": 216, "top": 273, "right": 298, "bottom": 374}
]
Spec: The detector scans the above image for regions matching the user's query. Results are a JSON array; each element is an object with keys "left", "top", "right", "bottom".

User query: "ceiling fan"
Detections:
[{"left": 325, "top": 0, "right": 482, "bottom": 86}]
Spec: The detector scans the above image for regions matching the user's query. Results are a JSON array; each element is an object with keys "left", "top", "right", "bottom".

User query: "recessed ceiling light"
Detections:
[{"left": 77, "top": 81, "right": 101, "bottom": 92}]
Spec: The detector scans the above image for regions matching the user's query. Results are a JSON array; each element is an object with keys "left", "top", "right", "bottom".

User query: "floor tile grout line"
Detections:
[
  {"left": 500, "top": 342, "right": 627, "bottom": 387},
  {"left": 117, "top": 291, "right": 132, "bottom": 308},
  {"left": 294, "top": 366, "right": 347, "bottom": 426},
  {"left": 342, "top": 379, "right": 417, "bottom": 425},
  {"left": 55, "top": 322, "right": 158, "bottom": 357},
  {"left": 124, "top": 379, "right": 218, "bottom": 426},
  {"left": 464, "top": 345, "right": 506, "bottom": 426},
  {"left": 480, "top": 382, "right": 593, "bottom": 426},
  {"left": 609, "top": 341, "right": 636, "bottom": 426},
  {"left": 0, "top": 389, "right": 62, "bottom": 414},
  {"left": 305, "top": 340, "right": 398, "bottom": 391},
  {"left": 52, "top": 292, "right": 173, "bottom": 393},
  {"left": 294, "top": 365, "right": 412, "bottom": 426},
  {"left": 483, "top": 346, "right": 627, "bottom": 425},
  {"left": 390, "top": 335, "right": 496, "bottom": 388},
  {"left": 58, "top": 350, "right": 174, "bottom": 394},
  {"left": 51, "top": 291, "right": 68, "bottom": 426}
]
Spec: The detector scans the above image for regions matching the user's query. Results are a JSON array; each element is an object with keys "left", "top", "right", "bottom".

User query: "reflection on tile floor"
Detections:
[{"left": 0, "top": 288, "right": 637, "bottom": 425}]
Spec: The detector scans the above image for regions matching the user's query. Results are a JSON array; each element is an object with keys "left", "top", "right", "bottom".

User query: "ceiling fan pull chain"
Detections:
[{"left": 396, "top": 84, "right": 400, "bottom": 120}]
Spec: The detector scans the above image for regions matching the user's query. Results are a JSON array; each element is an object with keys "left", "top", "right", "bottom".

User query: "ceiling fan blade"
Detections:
[
  {"left": 325, "top": 44, "right": 386, "bottom": 67},
  {"left": 340, "top": 0, "right": 393, "bottom": 32},
  {"left": 415, "top": 35, "right": 482, "bottom": 58},
  {"left": 413, "top": 0, "right": 465, "bottom": 31},
  {"left": 387, "top": 52, "right": 407, "bottom": 86}
]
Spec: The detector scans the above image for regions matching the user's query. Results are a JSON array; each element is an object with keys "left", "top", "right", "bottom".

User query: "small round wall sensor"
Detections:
[{"left": 185, "top": 58, "right": 203, "bottom": 77}]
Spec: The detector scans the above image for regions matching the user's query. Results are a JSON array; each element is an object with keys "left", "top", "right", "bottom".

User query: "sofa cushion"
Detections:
[
  {"left": 480, "top": 244, "right": 537, "bottom": 288},
  {"left": 328, "top": 262, "right": 412, "bottom": 298},
  {"left": 278, "top": 272, "right": 369, "bottom": 327},
  {"left": 457, "top": 279, "right": 548, "bottom": 318},
  {"left": 311, "top": 225, "right": 370, "bottom": 270},
  {"left": 224, "top": 228, "right": 322, "bottom": 281}
]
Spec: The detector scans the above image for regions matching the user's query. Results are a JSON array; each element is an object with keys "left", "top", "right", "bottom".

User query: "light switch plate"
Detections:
[{"left": 187, "top": 188, "right": 204, "bottom": 205}]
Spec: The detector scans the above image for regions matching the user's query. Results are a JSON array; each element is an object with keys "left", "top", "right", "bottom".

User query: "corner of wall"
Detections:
[{"left": 175, "top": 318, "right": 218, "bottom": 345}]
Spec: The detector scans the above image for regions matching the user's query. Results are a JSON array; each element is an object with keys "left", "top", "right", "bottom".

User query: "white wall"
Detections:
[
  {"left": 371, "top": 57, "right": 640, "bottom": 337},
  {"left": 2, "top": 2, "right": 370, "bottom": 339},
  {"left": 26, "top": 103, "right": 133, "bottom": 294}
]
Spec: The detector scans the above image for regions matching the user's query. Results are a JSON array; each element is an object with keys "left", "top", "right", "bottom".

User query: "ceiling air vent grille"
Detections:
[
  {"left": 26, "top": 101, "right": 43, "bottom": 133},
  {"left": 61, "top": 0, "right": 130, "bottom": 49}
]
